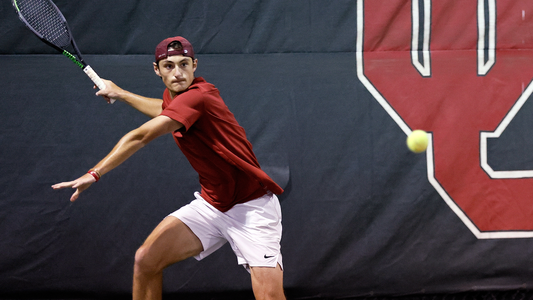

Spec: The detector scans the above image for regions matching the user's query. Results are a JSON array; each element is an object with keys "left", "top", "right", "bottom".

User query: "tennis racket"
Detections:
[{"left": 12, "top": 0, "right": 115, "bottom": 103}]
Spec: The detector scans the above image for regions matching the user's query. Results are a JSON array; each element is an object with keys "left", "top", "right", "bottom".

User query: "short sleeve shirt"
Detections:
[{"left": 160, "top": 77, "right": 283, "bottom": 212}]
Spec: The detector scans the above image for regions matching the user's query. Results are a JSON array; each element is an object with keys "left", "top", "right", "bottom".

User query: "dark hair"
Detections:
[
  {"left": 157, "top": 41, "right": 195, "bottom": 68},
  {"left": 168, "top": 41, "right": 183, "bottom": 51}
]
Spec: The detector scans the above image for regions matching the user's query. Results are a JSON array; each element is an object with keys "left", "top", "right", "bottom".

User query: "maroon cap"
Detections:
[{"left": 155, "top": 36, "right": 194, "bottom": 62}]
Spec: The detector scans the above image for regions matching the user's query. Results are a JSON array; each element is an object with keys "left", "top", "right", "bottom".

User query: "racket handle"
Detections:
[{"left": 83, "top": 65, "right": 116, "bottom": 104}]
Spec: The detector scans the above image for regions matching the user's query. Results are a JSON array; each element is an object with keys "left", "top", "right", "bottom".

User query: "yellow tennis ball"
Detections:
[{"left": 406, "top": 130, "right": 428, "bottom": 153}]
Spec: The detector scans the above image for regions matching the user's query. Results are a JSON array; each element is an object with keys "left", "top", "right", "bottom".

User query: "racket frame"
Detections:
[{"left": 12, "top": 0, "right": 112, "bottom": 101}]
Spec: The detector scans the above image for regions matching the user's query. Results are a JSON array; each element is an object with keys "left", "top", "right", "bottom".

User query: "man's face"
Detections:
[{"left": 154, "top": 55, "right": 197, "bottom": 97}]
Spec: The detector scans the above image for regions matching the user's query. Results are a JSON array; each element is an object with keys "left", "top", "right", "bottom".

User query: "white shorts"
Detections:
[{"left": 168, "top": 191, "right": 283, "bottom": 272}]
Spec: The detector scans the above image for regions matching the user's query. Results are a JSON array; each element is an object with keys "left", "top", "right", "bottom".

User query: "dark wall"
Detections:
[
  {"left": 1, "top": 0, "right": 356, "bottom": 55},
  {"left": 1, "top": 0, "right": 533, "bottom": 299}
]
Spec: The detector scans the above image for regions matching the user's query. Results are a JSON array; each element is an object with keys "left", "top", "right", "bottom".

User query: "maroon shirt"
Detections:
[{"left": 160, "top": 77, "right": 283, "bottom": 212}]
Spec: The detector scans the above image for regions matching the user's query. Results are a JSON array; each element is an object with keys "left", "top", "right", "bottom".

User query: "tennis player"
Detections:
[{"left": 52, "top": 36, "right": 286, "bottom": 300}]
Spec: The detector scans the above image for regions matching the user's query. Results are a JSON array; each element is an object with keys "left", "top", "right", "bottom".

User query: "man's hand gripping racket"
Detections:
[{"left": 12, "top": 0, "right": 115, "bottom": 103}]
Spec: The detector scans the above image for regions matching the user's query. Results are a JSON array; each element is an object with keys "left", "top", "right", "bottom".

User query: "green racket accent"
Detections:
[
  {"left": 13, "top": 0, "right": 20, "bottom": 12},
  {"left": 62, "top": 50, "right": 84, "bottom": 68}
]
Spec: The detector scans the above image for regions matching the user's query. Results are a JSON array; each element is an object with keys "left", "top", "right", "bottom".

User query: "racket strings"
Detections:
[{"left": 17, "top": 0, "right": 71, "bottom": 48}]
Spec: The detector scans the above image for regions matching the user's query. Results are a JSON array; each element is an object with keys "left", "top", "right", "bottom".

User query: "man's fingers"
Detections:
[
  {"left": 53, "top": 174, "right": 96, "bottom": 202},
  {"left": 70, "top": 190, "right": 80, "bottom": 202},
  {"left": 52, "top": 181, "right": 76, "bottom": 190},
  {"left": 95, "top": 88, "right": 113, "bottom": 104}
]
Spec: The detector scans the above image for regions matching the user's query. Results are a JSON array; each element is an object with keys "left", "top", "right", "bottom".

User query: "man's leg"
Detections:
[
  {"left": 250, "top": 264, "right": 286, "bottom": 300},
  {"left": 133, "top": 216, "right": 203, "bottom": 300}
]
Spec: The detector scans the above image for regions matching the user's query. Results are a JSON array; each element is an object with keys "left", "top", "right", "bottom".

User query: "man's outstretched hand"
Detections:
[{"left": 52, "top": 173, "right": 96, "bottom": 202}]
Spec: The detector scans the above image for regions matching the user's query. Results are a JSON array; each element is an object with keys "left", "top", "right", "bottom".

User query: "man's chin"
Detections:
[{"left": 169, "top": 85, "right": 186, "bottom": 94}]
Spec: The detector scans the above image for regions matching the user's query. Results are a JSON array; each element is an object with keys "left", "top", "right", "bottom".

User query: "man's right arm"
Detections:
[{"left": 96, "top": 79, "right": 163, "bottom": 118}]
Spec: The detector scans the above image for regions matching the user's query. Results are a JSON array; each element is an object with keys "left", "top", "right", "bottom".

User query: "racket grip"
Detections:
[{"left": 83, "top": 65, "right": 116, "bottom": 104}]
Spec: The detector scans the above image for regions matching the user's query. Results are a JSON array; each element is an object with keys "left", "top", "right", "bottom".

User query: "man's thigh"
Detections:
[{"left": 138, "top": 216, "right": 204, "bottom": 268}]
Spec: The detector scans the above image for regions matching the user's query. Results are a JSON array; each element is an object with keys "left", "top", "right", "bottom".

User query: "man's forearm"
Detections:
[
  {"left": 89, "top": 116, "right": 180, "bottom": 177},
  {"left": 119, "top": 90, "right": 163, "bottom": 118},
  {"left": 96, "top": 80, "right": 163, "bottom": 118},
  {"left": 91, "top": 130, "right": 147, "bottom": 176}
]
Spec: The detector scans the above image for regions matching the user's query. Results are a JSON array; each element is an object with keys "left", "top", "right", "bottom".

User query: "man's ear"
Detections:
[
  {"left": 153, "top": 62, "right": 162, "bottom": 78},
  {"left": 192, "top": 58, "right": 198, "bottom": 72}
]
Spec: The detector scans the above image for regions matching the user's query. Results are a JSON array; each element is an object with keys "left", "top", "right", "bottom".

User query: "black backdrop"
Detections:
[{"left": 1, "top": 0, "right": 533, "bottom": 299}]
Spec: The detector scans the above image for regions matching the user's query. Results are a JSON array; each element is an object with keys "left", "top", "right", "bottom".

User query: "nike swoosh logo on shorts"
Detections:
[{"left": 264, "top": 254, "right": 275, "bottom": 259}]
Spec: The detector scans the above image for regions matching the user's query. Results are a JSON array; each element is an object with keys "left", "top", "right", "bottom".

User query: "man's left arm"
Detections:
[{"left": 52, "top": 115, "right": 182, "bottom": 202}]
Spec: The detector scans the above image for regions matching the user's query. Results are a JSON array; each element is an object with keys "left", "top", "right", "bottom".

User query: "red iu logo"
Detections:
[{"left": 358, "top": 0, "right": 533, "bottom": 238}]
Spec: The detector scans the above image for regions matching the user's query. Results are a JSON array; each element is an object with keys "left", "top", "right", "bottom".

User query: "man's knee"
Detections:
[
  {"left": 133, "top": 222, "right": 202, "bottom": 275},
  {"left": 134, "top": 244, "right": 162, "bottom": 275},
  {"left": 251, "top": 265, "right": 285, "bottom": 300}
]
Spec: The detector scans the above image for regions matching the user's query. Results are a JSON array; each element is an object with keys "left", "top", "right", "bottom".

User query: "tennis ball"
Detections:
[{"left": 406, "top": 130, "right": 428, "bottom": 153}]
